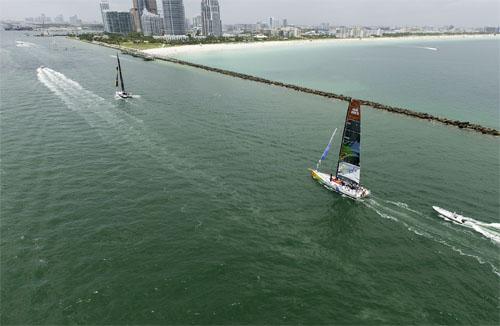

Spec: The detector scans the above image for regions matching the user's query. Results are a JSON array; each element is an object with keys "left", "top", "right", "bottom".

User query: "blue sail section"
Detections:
[{"left": 321, "top": 142, "right": 332, "bottom": 161}]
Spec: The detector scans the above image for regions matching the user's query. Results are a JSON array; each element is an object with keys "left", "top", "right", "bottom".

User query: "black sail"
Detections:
[{"left": 116, "top": 54, "right": 125, "bottom": 92}]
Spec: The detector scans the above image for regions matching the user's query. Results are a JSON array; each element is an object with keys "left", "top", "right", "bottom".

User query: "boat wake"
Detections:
[
  {"left": 36, "top": 67, "right": 262, "bottom": 216},
  {"left": 362, "top": 197, "right": 500, "bottom": 277},
  {"left": 16, "top": 41, "right": 36, "bottom": 48},
  {"left": 415, "top": 46, "right": 438, "bottom": 51}
]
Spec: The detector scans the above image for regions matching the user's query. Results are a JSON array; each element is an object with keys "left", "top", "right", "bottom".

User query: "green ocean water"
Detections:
[
  {"left": 1, "top": 32, "right": 499, "bottom": 325},
  {"left": 177, "top": 37, "right": 500, "bottom": 128}
]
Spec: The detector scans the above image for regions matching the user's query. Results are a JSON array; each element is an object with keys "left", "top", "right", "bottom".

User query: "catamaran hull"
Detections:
[
  {"left": 310, "top": 169, "right": 370, "bottom": 200},
  {"left": 115, "top": 91, "right": 133, "bottom": 99}
]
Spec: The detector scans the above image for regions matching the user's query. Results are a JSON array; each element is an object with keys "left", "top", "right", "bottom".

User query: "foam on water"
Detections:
[
  {"left": 16, "top": 41, "right": 36, "bottom": 48},
  {"left": 363, "top": 197, "right": 500, "bottom": 277},
  {"left": 415, "top": 46, "right": 439, "bottom": 51}
]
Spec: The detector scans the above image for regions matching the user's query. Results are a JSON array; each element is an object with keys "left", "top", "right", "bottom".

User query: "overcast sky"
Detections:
[{"left": 0, "top": 0, "right": 499, "bottom": 26}]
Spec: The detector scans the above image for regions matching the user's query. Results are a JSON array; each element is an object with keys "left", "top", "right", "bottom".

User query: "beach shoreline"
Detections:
[{"left": 143, "top": 34, "right": 499, "bottom": 57}]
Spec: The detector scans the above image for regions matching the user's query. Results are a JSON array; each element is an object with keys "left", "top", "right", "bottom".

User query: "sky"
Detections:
[{"left": 0, "top": 0, "right": 499, "bottom": 26}]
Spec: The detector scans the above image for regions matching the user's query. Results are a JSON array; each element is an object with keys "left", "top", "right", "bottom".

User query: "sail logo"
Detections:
[{"left": 351, "top": 107, "right": 359, "bottom": 116}]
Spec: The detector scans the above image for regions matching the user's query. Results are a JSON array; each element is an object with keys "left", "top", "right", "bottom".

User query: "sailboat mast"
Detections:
[
  {"left": 116, "top": 54, "right": 125, "bottom": 92},
  {"left": 335, "top": 100, "right": 351, "bottom": 179}
]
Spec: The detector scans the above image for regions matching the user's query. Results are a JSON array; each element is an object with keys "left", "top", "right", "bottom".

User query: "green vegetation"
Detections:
[
  {"left": 74, "top": 31, "right": 495, "bottom": 52},
  {"left": 74, "top": 32, "right": 335, "bottom": 51}
]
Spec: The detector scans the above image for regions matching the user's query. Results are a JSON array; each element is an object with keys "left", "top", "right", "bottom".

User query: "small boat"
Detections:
[
  {"left": 433, "top": 206, "right": 467, "bottom": 224},
  {"left": 310, "top": 99, "right": 370, "bottom": 200},
  {"left": 115, "top": 54, "right": 133, "bottom": 99}
]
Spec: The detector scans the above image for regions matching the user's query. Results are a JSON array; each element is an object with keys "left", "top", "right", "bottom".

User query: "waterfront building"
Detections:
[
  {"left": 130, "top": 7, "right": 142, "bottom": 32},
  {"left": 104, "top": 11, "right": 134, "bottom": 35},
  {"left": 282, "top": 18, "right": 288, "bottom": 27},
  {"left": 132, "top": 0, "right": 158, "bottom": 31},
  {"left": 146, "top": 0, "right": 158, "bottom": 14},
  {"left": 141, "top": 10, "right": 164, "bottom": 36},
  {"left": 69, "top": 15, "right": 82, "bottom": 26},
  {"left": 100, "top": 0, "right": 110, "bottom": 32},
  {"left": 54, "top": 14, "right": 64, "bottom": 24},
  {"left": 162, "top": 0, "right": 186, "bottom": 35},
  {"left": 279, "top": 26, "right": 301, "bottom": 38},
  {"left": 192, "top": 15, "right": 202, "bottom": 28},
  {"left": 201, "top": 0, "right": 222, "bottom": 37}
]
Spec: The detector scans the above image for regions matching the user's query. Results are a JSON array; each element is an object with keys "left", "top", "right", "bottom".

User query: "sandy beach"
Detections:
[{"left": 143, "top": 34, "right": 499, "bottom": 57}]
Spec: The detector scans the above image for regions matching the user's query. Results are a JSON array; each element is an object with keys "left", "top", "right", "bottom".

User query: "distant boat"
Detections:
[
  {"left": 115, "top": 54, "right": 133, "bottom": 99},
  {"left": 310, "top": 99, "right": 370, "bottom": 200},
  {"left": 432, "top": 206, "right": 467, "bottom": 224}
]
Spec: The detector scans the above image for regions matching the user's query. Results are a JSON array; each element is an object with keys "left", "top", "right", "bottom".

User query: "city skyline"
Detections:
[{"left": 1, "top": 0, "right": 499, "bottom": 26}]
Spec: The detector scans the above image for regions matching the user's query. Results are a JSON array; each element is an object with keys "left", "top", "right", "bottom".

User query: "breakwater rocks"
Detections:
[{"left": 158, "top": 56, "right": 499, "bottom": 136}]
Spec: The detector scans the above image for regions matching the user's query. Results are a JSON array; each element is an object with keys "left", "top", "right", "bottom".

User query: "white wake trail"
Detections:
[
  {"left": 415, "top": 46, "right": 438, "bottom": 51},
  {"left": 16, "top": 41, "right": 36, "bottom": 48},
  {"left": 363, "top": 198, "right": 500, "bottom": 277},
  {"left": 36, "top": 67, "right": 264, "bottom": 214},
  {"left": 467, "top": 223, "right": 500, "bottom": 244}
]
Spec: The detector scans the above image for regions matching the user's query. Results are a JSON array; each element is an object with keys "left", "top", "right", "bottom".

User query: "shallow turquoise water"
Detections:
[
  {"left": 178, "top": 37, "right": 500, "bottom": 128},
  {"left": 1, "top": 32, "right": 499, "bottom": 324}
]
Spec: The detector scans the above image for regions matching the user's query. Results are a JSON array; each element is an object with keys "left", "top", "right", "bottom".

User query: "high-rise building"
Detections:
[
  {"left": 135, "top": 0, "right": 159, "bottom": 16},
  {"left": 201, "top": 0, "right": 222, "bottom": 37},
  {"left": 104, "top": 11, "right": 134, "bottom": 35},
  {"left": 141, "top": 10, "right": 164, "bottom": 36},
  {"left": 100, "top": 0, "right": 110, "bottom": 31},
  {"left": 146, "top": 0, "right": 158, "bottom": 14},
  {"left": 162, "top": 0, "right": 186, "bottom": 35},
  {"left": 69, "top": 15, "right": 82, "bottom": 25},
  {"left": 131, "top": 0, "right": 158, "bottom": 32},
  {"left": 282, "top": 18, "right": 288, "bottom": 27},
  {"left": 54, "top": 14, "right": 64, "bottom": 24},
  {"left": 192, "top": 15, "right": 202, "bottom": 28},
  {"left": 130, "top": 7, "right": 142, "bottom": 32}
]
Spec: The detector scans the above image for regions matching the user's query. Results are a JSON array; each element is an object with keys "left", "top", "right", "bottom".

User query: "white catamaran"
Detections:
[
  {"left": 310, "top": 99, "right": 370, "bottom": 200},
  {"left": 115, "top": 54, "right": 133, "bottom": 99}
]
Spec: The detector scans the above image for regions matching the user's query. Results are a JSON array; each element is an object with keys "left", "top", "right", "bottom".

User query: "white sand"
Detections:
[{"left": 143, "top": 34, "right": 499, "bottom": 58}]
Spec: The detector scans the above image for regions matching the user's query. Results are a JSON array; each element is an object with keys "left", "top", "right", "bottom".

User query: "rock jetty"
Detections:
[{"left": 157, "top": 57, "right": 499, "bottom": 136}]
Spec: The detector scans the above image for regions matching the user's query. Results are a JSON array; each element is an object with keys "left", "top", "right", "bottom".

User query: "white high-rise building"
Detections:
[
  {"left": 100, "top": 0, "right": 110, "bottom": 31},
  {"left": 141, "top": 9, "right": 164, "bottom": 36},
  {"left": 201, "top": 0, "right": 222, "bottom": 37}
]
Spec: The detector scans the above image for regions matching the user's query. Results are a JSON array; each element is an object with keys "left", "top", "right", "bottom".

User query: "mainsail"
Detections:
[
  {"left": 116, "top": 54, "right": 125, "bottom": 92},
  {"left": 115, "top": 67, "right": 119, "bottom": 88},
  {"left": 336, "top": 99, "right": 361, "bottom": 185}
]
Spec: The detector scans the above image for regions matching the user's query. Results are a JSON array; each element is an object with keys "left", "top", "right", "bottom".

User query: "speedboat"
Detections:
[{"left": 433, "top": 206, "right": 467, "bottom": 224}]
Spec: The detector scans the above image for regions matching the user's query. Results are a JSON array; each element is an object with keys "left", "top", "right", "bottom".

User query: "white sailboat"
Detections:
[
  {"left": 310, "top": 99, "right": 370, "bottom": 200},
  {"left": 115, "top": 54, "right": 133, "bottom": 99}
]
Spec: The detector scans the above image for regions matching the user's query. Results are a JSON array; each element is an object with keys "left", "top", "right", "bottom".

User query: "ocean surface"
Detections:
[
  {"left": 177, "top": 37, "right": 500, "bottom": 128},
  {"left": 1, "top": 32, "right": 499, "bottom": 325}
]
